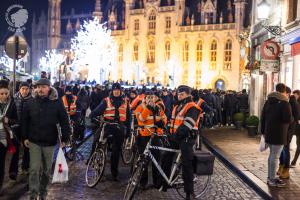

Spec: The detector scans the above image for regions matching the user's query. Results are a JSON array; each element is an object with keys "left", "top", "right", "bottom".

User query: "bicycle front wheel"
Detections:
[
  {"left": 123, "top": 161, "right": 144, "bottom": 200},
  {"left": 85, "top": 148, "right": 106, "bottom": 188},
  {"left": 122, "top": 137, "right": 135, "bottom": 165}
]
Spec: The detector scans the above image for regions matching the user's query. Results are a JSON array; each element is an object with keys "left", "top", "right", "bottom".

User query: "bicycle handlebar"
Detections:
[{"left": 136, "top": 126, "right": 168, "bottom": 137}]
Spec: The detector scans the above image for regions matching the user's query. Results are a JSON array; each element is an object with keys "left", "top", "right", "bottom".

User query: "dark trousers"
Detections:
[
  {"left": 292, "top": 133, "right": 300, "bottom": 163},
  {"left": 161, "top": 138, "right": 195, "bottom": 194},
  {"left": 280, "top": 131, "right": 293, "bottom": 168},
  {"left": 226, "top": 109, "right": 234, "bottom": 125},
  {"left": 0, "top": 143, "right": 7, "bottom": 190},
  {"left": 102, "top": 124, "right": 125, "bottom": 178},
  {"left": 136, "top": 136, "right": 161, "bottom": 187},
  {"left": 9, "top": 138, "right": 30, "bottom": 177}
]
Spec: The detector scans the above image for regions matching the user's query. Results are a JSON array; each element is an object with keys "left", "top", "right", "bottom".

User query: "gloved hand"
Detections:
[
  {"left": 156, "top": 119, "right": 164, "bottom": 128},
  {"left": 175, "top": 126, "right": 189, "bottom": 141}
]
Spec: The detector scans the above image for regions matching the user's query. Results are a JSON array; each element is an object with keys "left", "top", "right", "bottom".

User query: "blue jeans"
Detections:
[{"left": 268, "top": 144, "right": 283, "bottom": 180}]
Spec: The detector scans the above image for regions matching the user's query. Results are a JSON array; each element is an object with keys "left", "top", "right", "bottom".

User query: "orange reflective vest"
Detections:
[
  {"left": 196, "top": 98, "right": 205, "bottom": 118},
  {"left": 103, "top": 97, "right": 127, "bottom": 122},
  {"left": 130, "top": 94, "right": 145, "bottom": 111},
  {"left": 62, "top": 95, "right": 78, "bottom": 116},
  {"left": 168, "top": 102, "right": 201, "bottom": 134},
  {"left": 135, "top": 103, "right": 167, "bottom": 136}
]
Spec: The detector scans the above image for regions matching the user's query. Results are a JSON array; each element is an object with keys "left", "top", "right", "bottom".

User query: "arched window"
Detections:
[
  {"left": 147, "top": 40, "right": 155, "bottom": 63},
  {"left": 224, "top": 39, "right": 232, "bottom": 70},
  {"left": 196, "top": 40, "right": 203, "bottom": 88},
  {"left": 182, "top": 41, "right": 189, "bottom": 62},
  {"left": 165, "top": 41, "right": 171, "bottom": 61},
  {"left": 148, "top": 10, "right": 156, "bottom": 34},
  {"left": 118, "top": 44, "right": 123, "bottom": 62},
  {"left": 133, "top": 42, "right": 139, "bottom": 61},
  {"left": 196, "top": 40, "right": 203, "bottom": 62},
  {"left": 210, "top": 40, "right": 217, "bottom": 70}
]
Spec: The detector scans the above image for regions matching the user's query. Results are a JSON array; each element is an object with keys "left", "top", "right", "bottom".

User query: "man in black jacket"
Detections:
[
  {"left": 261, "top": 83, "right": 292, "bottom": 187},
  {"left": 161, "top": 85, "right": 201, "bottom": 200},
  {"left": 90, "top": 83, "right": 130, "bottom": 181},
  {"left": 22, "top": 78, "right": 70, "bottom": 200},
  {"left": 9, "top": 82, "right": 32, "bottom": 180}
]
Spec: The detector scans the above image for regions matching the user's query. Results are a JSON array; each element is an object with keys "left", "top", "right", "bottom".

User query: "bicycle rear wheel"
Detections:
[
  {"left": 123, "top": 160, "right": 145, "bottom": 200},
  {"left": 85, "top": 147, "right": 106, "bottom": 188},
  {"left": 174, "top": 174, "right": 211, "bottom": 199}
]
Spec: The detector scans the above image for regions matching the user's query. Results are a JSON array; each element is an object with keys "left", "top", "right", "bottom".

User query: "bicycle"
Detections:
[
  {"left": 123, "top": 128, "right": 211, "bottom": 200},
  {"left": 85, "top": 120, "right": 121, "bottom": 188},
  {"left": 122, "top": 114, "right": 138, "bottom": 165}
]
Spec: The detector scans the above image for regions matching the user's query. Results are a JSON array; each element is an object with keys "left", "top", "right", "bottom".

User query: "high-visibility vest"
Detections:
[
  {"left": 168, "top": 101, "right": 201, "bottom": 134},
  {"left": 130, "top": 94, "right": 145, "bottom": 111},
  {"left": 103, "top": 97, "right": 127, "bottom": 122},
  {"left": 196, "top": 98, "right": 205, "bottom": 118},
  {"left": 62, "top": 95, "right": 78, "bottom": 116},
  {"left": 135, "top": 103, "right": 167, "bottom": 136}
]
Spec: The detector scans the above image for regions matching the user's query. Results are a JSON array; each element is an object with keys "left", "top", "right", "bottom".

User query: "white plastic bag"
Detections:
[
  {"left": 259, "top": 135, "right": 268, "bottom": 152},
  {"left": 52, "top": 148, "right": 69, "bottom": 183}
]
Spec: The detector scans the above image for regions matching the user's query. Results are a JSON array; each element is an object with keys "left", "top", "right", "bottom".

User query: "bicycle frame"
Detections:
[{"left": 142, "top": 135, "right": 182, "bottom": 186}]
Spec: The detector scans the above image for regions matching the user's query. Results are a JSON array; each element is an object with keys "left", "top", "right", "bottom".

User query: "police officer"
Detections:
[
  {"left": 161, "top": 85, "right": 201, "bottom": 200},
  {"left": 62, "top": 86, "right": 82, "bottom": 140},
  {"left": 135, "top": 90, "right": 167, "bottom": 189},
  {"left": 90, "top": 83, "right": 130, "bottom": 181}
]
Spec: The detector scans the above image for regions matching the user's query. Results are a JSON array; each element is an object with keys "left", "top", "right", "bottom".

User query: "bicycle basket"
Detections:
[{"left": 193, "top": 151, "right": 215, "bottom": 176}]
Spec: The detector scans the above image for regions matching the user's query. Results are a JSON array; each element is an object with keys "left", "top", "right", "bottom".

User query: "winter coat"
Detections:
[
  {"left": 224, "top": 93, "right": 238, "bottom": 112},
  {"left": 289, "top": 95, "right": 300, "bottom": 135},
  {"left": 161, "top": 94, "right": 172, "bottom": 120},
  {"left": 14, "top": 92, "right": 32, "bottom": 122},
  {"left": 78, "top": 91, "right": 90, "bottom": 110},
  {"left": 261, "top": 92, "right": 293, "bottom": 145},
  {"left": 22, "top": 87, "right": 71, "bottom": 146},
  {"left": 238, "top": 93, "right": 249, "bottom": 111}
]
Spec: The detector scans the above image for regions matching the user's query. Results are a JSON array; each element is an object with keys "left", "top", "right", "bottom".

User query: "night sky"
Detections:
[{"left": 0, "top": 0, "right": 251, "bottom": 46}]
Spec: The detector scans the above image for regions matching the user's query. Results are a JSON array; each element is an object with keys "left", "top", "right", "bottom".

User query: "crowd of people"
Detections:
[{"left": 4, "top": 76, "right": 300, "bottom": 199}]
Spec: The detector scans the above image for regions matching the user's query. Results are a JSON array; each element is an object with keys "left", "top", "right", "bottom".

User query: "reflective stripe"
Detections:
[
  {"left": 183, "top": 121, "right": 193, "bottom": 130},
  {"left": 104, "top": 114, "right": 115, "bottom": 117},
  {"left": 105, "top": 108, "right": 115, "bottom": 111},
  {"left": 185, "top": 117, "right": 196, "bottom": 126},
  {"left": 139, "top": 114, "right": 145, "bottom": 122}
]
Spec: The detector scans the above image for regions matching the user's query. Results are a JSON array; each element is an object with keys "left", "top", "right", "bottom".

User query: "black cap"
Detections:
[
  {"left": 35, "top": 78, "right": 51, "bottom": 86},
  {"left": 145, "top": 90, "right": 154, "bottom": 96},
  {"left": 112, "top": 83, "right": 121, "bottom": 90},
  {"left": 177, "top": 85, "right": 192, "bottom": 94},
  {"left": 65, "top": 85, "right": 72, "bottom": 92},
  {"left": 19, "top": 82, "right": 30, "bottom": 89}
]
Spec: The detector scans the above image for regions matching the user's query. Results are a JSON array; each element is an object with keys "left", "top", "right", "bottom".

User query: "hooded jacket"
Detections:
[
  {"left": 22, "top": 87, "right": 71, "bottom": 146},
  {"left": 261, "top": 92, "right": 292, "bottom": 145}
]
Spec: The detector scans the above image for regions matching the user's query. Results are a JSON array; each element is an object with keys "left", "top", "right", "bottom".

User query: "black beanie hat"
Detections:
[
  {"left": 177, "top": 85, "right": 192, "bottom": 94},
  {"left": 65, "top": 85, "right": 72, "bottom": 92},
  {"left": 112, "top": 83, "right": 121, "bottom": 90},
  {"left": 19, "top": 82, "right": 30, "bottom": 89}
]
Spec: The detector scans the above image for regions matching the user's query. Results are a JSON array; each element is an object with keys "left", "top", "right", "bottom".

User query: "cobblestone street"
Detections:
[{"left": 6, "top": 135, "right": 263, "bottom": 200}]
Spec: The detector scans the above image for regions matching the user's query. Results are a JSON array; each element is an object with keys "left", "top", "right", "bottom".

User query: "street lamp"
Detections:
[{"left": 257, "top": 0, "right": 283, "bottom": 36}]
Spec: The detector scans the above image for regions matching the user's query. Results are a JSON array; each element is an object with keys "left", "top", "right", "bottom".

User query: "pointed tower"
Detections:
[
  {"left": 93, "top": 0, "right": 103, "bottom": 22},
  {"left": 47, "top": 0, "right": 61, "bottom": 49},
  {"left": 227, "top": 0, "right": 233, "bottom": 23},
  {"left": 175, "top": 0, "right": 185, "bottom": 25},
  {"left": 66, "top": 19, "right": 72, "bottom": 34},
  {"left": 75, "top": 18, "right": 81, "bottom": 30},
  {"left": 234, "top": 0, "right": 246, "bottom": 33}
]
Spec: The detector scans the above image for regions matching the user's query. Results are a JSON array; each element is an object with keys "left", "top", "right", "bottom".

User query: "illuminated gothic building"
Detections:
[{"left": 32, "top": 0, "right": 251, "bottom": 90}]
